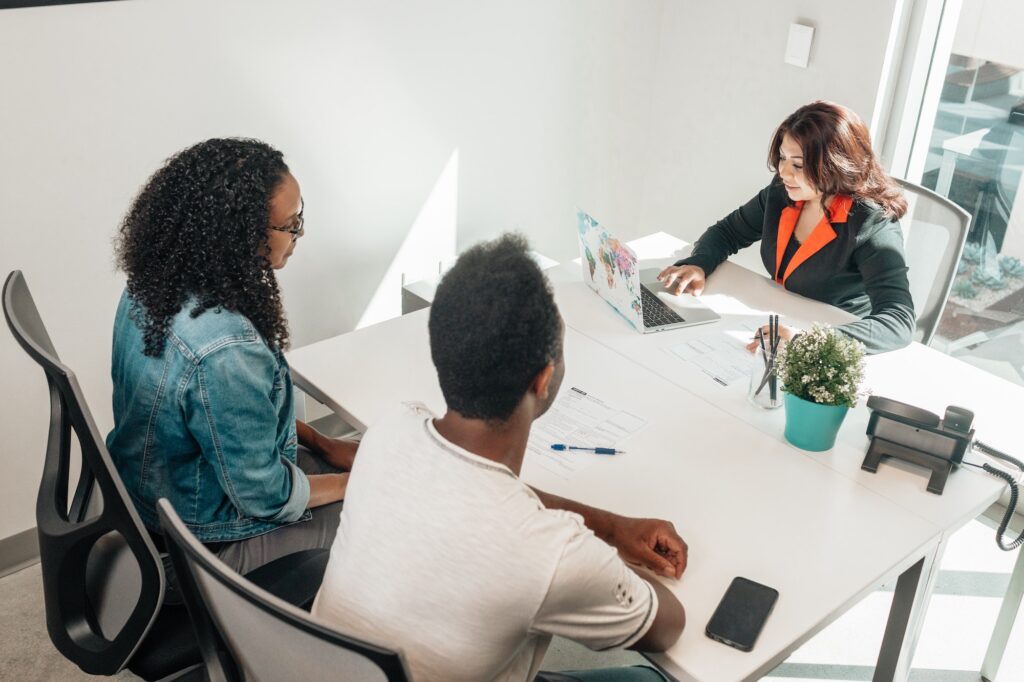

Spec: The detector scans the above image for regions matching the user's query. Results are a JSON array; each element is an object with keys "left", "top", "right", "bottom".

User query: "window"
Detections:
[{"left": 892, "top": 0, "right": 1024, "bottom": 385}]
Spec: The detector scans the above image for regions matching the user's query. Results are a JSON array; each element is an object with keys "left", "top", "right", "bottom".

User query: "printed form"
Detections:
[
  {"left": 526, "top": 386, "right": 647, "bottom": 479},
  {"left": 666, "top": 324, "right": 757, "bottom": 388}
]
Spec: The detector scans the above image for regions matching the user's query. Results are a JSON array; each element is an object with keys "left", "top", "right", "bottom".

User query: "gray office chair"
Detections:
[
  {"left": 895, "top": 178, "right": 972, "bottom": 345},
  {"left": 156, "top": 498, "right": 412, "bottom": 682}
]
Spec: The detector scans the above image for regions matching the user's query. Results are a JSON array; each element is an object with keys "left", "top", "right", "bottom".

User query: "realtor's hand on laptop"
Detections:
[{"left": 657, "top": 264, "right": 706, "bottom": 296}]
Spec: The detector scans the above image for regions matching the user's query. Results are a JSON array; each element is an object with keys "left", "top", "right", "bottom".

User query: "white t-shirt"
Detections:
[{"left": 312, "top": 403, "right": 657, "bottom": 682}]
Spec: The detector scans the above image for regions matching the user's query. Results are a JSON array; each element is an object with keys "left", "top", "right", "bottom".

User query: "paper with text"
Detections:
[
  {"left": 666, "top": 325, "right": 757, "bottom": 388},
  {"left": 526, "top": 386, "right": 647, "bottom": 479}
]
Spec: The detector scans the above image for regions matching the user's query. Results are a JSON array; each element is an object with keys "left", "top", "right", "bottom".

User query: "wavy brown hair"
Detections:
[
  {"left": 768, "top": 101, "right": 907, "bottom": 221},
  {"left": 115, "top": 138, "right": 291, "bottom": 356}
]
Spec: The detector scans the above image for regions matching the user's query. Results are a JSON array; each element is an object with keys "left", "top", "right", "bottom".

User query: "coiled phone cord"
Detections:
[{"left": 963, "top": 440, "right": 1024, "bottom": 551}]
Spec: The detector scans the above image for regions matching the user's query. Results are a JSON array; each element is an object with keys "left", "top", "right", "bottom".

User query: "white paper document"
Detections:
[
  {"left": 526, "top": 386, "right": 647, "bottom": 479},
  {"left": 666, "top": 326, "right": 756, "bottom": 388}
]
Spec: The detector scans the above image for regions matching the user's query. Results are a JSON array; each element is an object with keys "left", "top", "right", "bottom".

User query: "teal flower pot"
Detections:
[{"left": 783, "top": 392, "right": 850, "bottom": 452}]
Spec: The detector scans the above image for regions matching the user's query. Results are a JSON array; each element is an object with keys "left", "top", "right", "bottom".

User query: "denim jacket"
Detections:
[{"left": 106, "top": 290, "right": 311, "bottom": 543}]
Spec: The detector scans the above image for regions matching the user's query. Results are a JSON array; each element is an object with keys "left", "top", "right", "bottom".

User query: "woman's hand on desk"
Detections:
[
  {"left": 657, "top": 264, "right": 705, "bottom": 296},
  {"left": 316, "top": 437, "right": 359, "bottom": 471},
  {"left": 606, "top": 516, "right": 689, "bottom": 579},
  {"left": 745, "top": 324, "right": 799, "bottom": 353},
  {"left": 307, "top": 473, "right": 349, "bottom": 508},
  {"left": 296, "top": 420, "right": 360, "bottom": 471}
]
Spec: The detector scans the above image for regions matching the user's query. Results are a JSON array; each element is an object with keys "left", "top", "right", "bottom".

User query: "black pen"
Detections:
[{"left": 769, "top": 314, "right": 778, "bottom": 402}]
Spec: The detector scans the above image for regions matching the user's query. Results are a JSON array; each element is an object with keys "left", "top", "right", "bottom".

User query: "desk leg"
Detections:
[
  {"left": 289, "top": 368, "right": 368, "bottom": 433},
  {"left": 873, "top": 540, "right": 944, "bottom": 682},
  {"left": 981, "top": 546, "right": 1024, "bottom": 682}
]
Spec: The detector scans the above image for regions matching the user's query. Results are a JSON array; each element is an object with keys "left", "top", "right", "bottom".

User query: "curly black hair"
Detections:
[
  {"left": 428, "top": 233, "right": 563, "bottom": 421},
  {"left": 115, "top": 138, "right": 291, "bottom": 356}
]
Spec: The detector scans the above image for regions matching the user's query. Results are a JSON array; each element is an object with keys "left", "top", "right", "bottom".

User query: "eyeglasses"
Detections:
[{"left": 269, "top": 199, "right": 304, "bottom": 241}]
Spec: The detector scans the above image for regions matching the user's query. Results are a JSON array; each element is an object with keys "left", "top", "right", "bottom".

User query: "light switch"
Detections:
[{"left": 785, "top": 23, "right": 814, "bottom": 68}]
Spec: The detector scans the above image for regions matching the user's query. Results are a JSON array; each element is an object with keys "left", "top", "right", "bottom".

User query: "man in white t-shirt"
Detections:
[{"left": 313, "top": 234, "right": 687, "bottom": 681}]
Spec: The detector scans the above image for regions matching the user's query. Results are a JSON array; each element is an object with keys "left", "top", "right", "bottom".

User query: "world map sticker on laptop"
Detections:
[{"left": 576, "top": 210, "right": 643, "bottom": 331}]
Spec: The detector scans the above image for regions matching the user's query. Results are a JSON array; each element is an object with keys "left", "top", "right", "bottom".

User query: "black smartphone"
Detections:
[{"left": 705, "top": 577, "right": 779, "bottom": 652}]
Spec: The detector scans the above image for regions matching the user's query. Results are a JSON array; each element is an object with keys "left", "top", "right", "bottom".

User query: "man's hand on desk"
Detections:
[
  {"left": 605, "top": 516, "right": 688, "bottom": 579},
  {"left": 532, "top": 489, "right": 688, "bottom": 579}
]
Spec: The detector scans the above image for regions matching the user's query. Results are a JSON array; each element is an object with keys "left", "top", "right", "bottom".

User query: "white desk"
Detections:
[
  {"left": 547, "top": 234, "right": 1013, "bottom": 532},
  {"left": 287, "top": 234, "right": 1010, "bottom": 681},
  {"left": 545, "top": 233, "right": 1013, "bottom": 678},
  {"left": 289, "top": 314, "right": 940, "bottom": 682}
]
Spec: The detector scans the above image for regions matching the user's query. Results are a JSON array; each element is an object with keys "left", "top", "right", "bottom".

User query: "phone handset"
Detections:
[{"left": 864, "top": 396, "right": 1023, "bottom": 551}]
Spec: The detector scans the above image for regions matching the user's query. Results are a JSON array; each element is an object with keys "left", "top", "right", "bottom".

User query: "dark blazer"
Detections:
[{"left": 675, "top": 178, "right": 915, "bottom": 353}]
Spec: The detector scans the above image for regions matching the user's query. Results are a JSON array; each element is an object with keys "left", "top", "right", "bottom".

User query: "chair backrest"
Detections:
[
  {"left": 2, "top": 270, "right": 164, "bottom": 675},
  {"left": 895, "top": 179, "right": 972, "bottom": 345},
  {"left": 156, "top": 498, "right": 411, "bottom": 682}
]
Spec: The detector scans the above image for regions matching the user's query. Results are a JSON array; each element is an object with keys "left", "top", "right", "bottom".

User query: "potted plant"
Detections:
[{"left": 776, "top": 324, "right": 866, "bottom": 451}]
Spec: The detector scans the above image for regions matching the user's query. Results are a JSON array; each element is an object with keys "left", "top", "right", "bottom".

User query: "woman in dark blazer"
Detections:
[{"left": 658, "top": 101, "right": 914, "bottom": 354}]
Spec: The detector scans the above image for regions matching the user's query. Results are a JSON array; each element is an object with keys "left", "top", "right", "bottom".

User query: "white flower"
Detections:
[{"left": 779, "top": 323, "right": 864, "bottom": 406}]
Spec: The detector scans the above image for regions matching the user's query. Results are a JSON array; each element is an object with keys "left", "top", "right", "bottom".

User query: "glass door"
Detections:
[{"left": 906, "top": 0, "right": 1024, "bottom": 385}]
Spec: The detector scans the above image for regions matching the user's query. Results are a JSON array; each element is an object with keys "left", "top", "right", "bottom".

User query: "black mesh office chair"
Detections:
[
  {"left": 2, "top": 270, "right": 330, "bottom": 680},
  {"left": 157, "top": 498, "right": 411, "bottom": 682}
]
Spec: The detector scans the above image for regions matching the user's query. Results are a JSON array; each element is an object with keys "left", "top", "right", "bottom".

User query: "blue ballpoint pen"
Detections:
[{"left": 550, "top": 444, "right": 624, "bottom": 455}]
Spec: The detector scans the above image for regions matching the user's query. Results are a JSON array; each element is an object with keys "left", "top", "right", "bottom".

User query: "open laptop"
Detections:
[{"left": 576, "top": 209, "right": 720, "bottom": 333}]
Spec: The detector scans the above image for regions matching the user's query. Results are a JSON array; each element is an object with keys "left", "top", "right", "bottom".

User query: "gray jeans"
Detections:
[{"left": 213, "top": 446, "right": 345, "bottom": 575}]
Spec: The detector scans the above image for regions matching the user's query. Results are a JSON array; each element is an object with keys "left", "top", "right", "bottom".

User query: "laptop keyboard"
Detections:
[{"left": 641, "top": 287, "right": 685, "bottom": 328}]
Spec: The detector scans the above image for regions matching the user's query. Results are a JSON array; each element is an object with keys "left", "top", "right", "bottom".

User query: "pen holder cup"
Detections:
[{"left": 748, "top": 344, "right": 782, "bottom": 410}]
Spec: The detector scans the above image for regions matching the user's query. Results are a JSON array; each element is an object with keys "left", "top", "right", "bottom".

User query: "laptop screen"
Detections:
[{"left": 576, "top": 209, "right": 644, "bottom": 331}]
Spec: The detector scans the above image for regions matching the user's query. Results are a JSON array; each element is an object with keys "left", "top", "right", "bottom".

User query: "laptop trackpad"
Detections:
[
  {"left": 642, "top": 268, "right": 696, "bottom": 302},
  {"left": 640, "top": 269, "right": 718, "bottom": 317}
]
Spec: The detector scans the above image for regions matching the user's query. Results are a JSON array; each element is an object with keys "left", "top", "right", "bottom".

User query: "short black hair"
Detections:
[{"left": 429, "top": 234, "right": 562, "bottom": 421}]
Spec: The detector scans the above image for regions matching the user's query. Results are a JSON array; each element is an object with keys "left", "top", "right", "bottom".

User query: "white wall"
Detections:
[
  {"left": 0, "top": 0, "right": 663, "bottom": 540},
  {"left": 0, "top": 0, "right": 900, "bottom": 541},
  {"left": 634, "top": 0, "right": 901, "bottom": 270}
]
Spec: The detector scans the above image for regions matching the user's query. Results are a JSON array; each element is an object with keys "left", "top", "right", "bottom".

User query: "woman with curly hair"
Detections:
[
  {"left": 658, "top": 101, "right": 915, "bottom": 354},
  {"left": 106, "top": 138, "right": 354, "bottom": 572}
]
